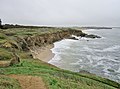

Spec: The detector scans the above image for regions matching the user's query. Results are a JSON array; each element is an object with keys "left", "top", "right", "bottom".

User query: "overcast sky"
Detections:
[{"left": 0, "top": 0, "right": 120, "bottom": 26}]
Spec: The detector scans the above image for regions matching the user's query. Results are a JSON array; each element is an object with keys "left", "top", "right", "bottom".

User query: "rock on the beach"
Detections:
[
  {"left": 85, "top": 34, "right": 101, "bottom": 38},
  {"left": 69, "top": 37, "right": 79, "bottom": 40}
]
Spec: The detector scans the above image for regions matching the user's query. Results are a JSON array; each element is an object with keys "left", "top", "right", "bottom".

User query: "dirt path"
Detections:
[{"left": 9, "top": 75, "right": 47, "bottom": 89}]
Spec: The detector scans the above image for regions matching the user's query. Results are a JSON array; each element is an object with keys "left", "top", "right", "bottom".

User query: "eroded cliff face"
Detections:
[
  {"left": 0, "top": 29, "right": 84, "bottom": 66},
  {"left": 0, "top": 28, "right": 100, "bottom": 66},
  {"left": 17, "top": 29, "right": 86, "bottom": 51}
]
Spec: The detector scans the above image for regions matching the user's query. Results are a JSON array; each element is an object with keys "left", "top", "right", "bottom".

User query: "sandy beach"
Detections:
[{"left": 30, "top": 44, "right": 55, "bottom": 62}]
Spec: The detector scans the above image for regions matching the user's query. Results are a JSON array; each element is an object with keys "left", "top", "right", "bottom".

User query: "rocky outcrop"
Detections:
[
  {"left": 15, "top": 29, "right": 101, "bottom": 51},
  {"left": 16, "top": 29, "right": 86, "bottom": 51},
  {"left": 0, "top": 52, "right": 20, "bottom": 67},
  {"left": 84, "top": 34, "right": 101, "bottom": 38},
  {"left": 10, "top": 52, "right": 20, "bottom": 66},
  {"left": 69, "top": 37, "right": 79, "bottom": 40}
]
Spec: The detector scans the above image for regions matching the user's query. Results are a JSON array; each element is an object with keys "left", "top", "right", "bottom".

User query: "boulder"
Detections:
[
  {"left": 85, "top": 34, "right": 101, "bottom": 38},
  {"left": 69, "top": 37, "right": 79, "bottom": 40}
]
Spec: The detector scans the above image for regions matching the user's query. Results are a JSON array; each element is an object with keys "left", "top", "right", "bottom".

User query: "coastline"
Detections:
[
  {"left": 1, "top": 27, "right": 120, "bottom": 88},
  {"left": 30, "top": 44, "right": 55, "bottom": 62}
]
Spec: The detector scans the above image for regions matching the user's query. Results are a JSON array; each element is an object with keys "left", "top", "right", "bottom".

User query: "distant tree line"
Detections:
[
  {"left": 0, "top": 19, "right": 3, "bottom": 29},
  {"left": 2, "top": 24, "right": 55, "bottom": 29},
  {"left": 0, "top": 19, "right": 55, "bottom": 29}
]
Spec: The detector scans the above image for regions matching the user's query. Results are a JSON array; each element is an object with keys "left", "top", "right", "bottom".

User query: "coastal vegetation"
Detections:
[{"left": 0, "top": 26, "right": 120, "bottom": 89}]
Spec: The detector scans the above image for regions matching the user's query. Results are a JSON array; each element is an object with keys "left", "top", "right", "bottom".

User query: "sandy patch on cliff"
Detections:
[
  {"left": 9, "top": 75, "right": 47, "bottom": 89},
  {"left": 30, "top": 44, "right": 54, "bottom": 62}
]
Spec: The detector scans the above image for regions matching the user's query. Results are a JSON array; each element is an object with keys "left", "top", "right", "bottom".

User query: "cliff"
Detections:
[
  {"left": 16, "top": 29, "right": 86, "bottom": 51},
  {"left": 0, "top": 28, "right": 100, "bottom": 65}
]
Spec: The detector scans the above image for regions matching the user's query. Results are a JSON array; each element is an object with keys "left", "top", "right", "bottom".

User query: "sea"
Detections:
[{"left": 48, "top": 28, "right": 120, "bottom": 83}]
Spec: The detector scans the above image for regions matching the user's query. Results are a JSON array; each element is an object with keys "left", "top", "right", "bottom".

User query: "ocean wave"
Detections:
[
  {"left": 71, "top": 35, "right": 81, "bottom": 40},
  {"left": 54, "top": 39, "right": 78, "bottom": 48},
  {"left": 48, "top": 28, "right": 120, "bottom": 83},
  {"left": 86, "top": 55, "right": 93, "bottom": 63},
  {"left": 81, "top": 37, "right": 92, "bottom": 40},
  {"left": 101, "top": 45, "right": 120, "bottom": 52},
  {"left": 83, "top": 46, "right": 93, "bottom": 52},
  {"left": 83, "top": 45, "right": 120, "bottom": 52},
  {"left": 70, "top": 59, "right": 83, "bottom": 65},
  {"left": 117, "top": 68, "right": 120, "bottom": 73}
]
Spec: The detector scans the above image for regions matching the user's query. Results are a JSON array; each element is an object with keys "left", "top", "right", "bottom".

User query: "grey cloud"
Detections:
[{"left": 0, "top": 0, "right": 120, "bottom": 26}]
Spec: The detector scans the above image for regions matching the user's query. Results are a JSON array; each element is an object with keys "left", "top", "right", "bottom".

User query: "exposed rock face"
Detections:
[
  {"left": 10, "top": 52, "right": 20, "bottom": 66},
  {"left": 15, "top": 29, "right": 101, "bottom": 51},
  {"left": 0, "top": 52, "right": 20, "bottom": 67},
  {"left": 17, "top": 30, "right": 85, "bottom": 51}
]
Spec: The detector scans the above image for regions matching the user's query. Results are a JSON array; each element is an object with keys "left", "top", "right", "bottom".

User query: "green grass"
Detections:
[
  {"left": 1, "top": 28, "right": 65, "bottom": 37},
  {"left": 0, "top": 59, "right": 120, "bottom": 89},
  {"left": 0, "top": 39, "right": 7, "bottom": 44},
  {"left": 0, "top": 48, "right": 12, "bottom": 60},
  {"left": 0, "top": 33, "right": 7, "bottom": 44},
  {"left": 0, "top": 75, "right": 21, "bottom": 89},
  {"left": 0, "top": 33, "right": 7, "bottom": 40}
]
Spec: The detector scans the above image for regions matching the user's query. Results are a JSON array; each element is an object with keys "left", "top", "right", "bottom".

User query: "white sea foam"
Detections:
[
  {"left": 83, "top": 45, "right": 120, "bottom": 52},
  {"left": 52, "top": 39, "right": 71, "bottom": 50},
  {"left": 103, "top": 67, "right": 112, "bottom": 74},
  {"left": 101, "top": 45, "right": 120, "bottom": 52},
  {"left": 83, "top": 46, "right": 93, "bottom": 52},
  {"left": 94, "top": 56, "right": 119, "bottom": 62},
  {"left": 49, "top": 39, "right": 78, "bottom": 64},
  {"left": 70, "top": 62, "right": 80, "bottom": 66},
  {"left": 71, "top": 35, "right": 81, "bottom": 40},
  {"left": 48, "top": 54, "right": 61, "bottom": 64},
  {"left": 86, "top": 55, "right": 93, "bottom": 63},
  {"left": 117, "top": 68, "right": 120, "bottom": 73},
  {"left": 81, "top": 37, "right": 92, "bottom": 40},
  {"left": 70, "top": 59, "right": 83, "bottom": 65}
]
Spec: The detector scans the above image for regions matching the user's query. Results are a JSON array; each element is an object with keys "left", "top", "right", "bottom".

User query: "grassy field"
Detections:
[
  {"left": 0, "top": 59, "right": 120, "bottom": 89},
  {"left": 0, "top": 27, "right": 120, "bottom": 89}
]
